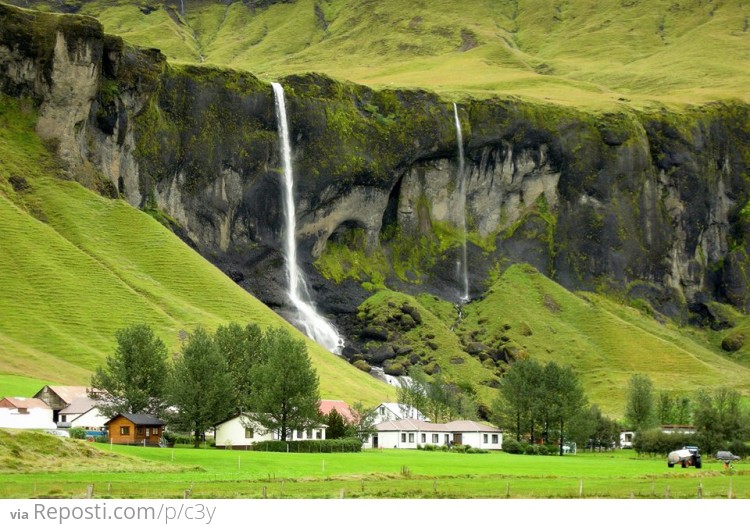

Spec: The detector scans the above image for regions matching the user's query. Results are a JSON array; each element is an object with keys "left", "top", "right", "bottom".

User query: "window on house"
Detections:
[
  {"left": 146, "top": 428, "right": 151, "bottom": 437},
  {"left": 120, "top": 426, "right": 130, "bottom": 436},
  {"left": 421, "top": 433, "right": 426, "bottom": 443},
  {"left": 401, "top": 433, "right": 406, "bottom": 443},
  {"left": 60, "top": 415, "right": 66, "bottom": 422},
  {"left": 444, "top": 434, "right": 450, "bottom": 444},
  {"left": 154, "top": 427, "right": 159, "bottom": 435},
  {"left": 136, "top": 426, "right": 144, "bottom": 435},
  {"left": 315, "top": 430, "right": 322, "bottom": 439},
  {"left": 408, "top": 433, "right": 415, "bottom": 443},
  {"left": 492, "top": 434, "right": 498, "bottom": 444},
  {"left": 245, "top": 428, "right": 254, "bottom": 439},
  {"left": 483, "top": 434, "right": 488, "bottom": 444},
  {"left": 297, "top": 430, "right": 303, "bottom": 439},
  {"left": 379, "top": 407, "right": 385, "bottom": 415},
  {"left": 432, "top": 434, "right": 439, "bottom": 443}
]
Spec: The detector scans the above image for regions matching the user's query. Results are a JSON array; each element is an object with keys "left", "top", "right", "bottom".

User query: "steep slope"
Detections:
[
  {"left": 0, "top": 94, "right": 393, "bottom": 405},
  {"left": 455, "top": 265, "right": 750, "bottom": 416},
  {"left": 50, "top": 0, "right": 750, "bottom": 107}
]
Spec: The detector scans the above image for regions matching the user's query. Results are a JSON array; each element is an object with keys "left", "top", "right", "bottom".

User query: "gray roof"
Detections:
[
  {"left": 59, "top": 397, "right": 97, "bottom": 415},
  {"left": 375, "top": 418, "right": 501, "bottom": 433}
]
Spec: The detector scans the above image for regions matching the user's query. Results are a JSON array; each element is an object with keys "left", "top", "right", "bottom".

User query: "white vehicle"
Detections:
[{"left": 667, "top": 446, "right": 702, "bottom": 468}]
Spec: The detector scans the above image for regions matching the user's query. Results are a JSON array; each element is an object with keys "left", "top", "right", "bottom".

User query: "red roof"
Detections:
[
  {"left": 318, "top": 400, "right": 355, "bottom": 423},
  {"left": 0, "top": 397, "right": 51, "bottom": 410}
]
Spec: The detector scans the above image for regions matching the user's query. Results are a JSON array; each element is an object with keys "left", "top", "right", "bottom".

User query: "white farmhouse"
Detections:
[
  {"left": 0, "top": 397, "right": 56, "bottom": 430},
  {"left": 371, "top": 403, "right": 428, "bottom": 425},
  {"left": 214, "top": 413, "right": 327, "bottom": 450},
  {"left": 369, "top": 418, "right": 502, "bottom": 450},
  {"left": 59, "top": 397, "right": 108, "bottom": 432}
]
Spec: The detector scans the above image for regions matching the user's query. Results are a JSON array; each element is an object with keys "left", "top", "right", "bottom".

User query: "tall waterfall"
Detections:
[
  {"left": 272, "top": 82, "right": 343, "bottom": 353},
  {"left": 454, "top": 103, "right": 470, "bottom": 303}
]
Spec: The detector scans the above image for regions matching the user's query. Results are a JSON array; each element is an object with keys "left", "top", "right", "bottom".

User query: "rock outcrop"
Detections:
[{"left": 3, "top": 3, "right": 750, "bottom": 349}]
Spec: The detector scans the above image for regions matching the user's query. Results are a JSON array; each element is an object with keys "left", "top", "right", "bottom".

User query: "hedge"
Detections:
[{"left": 251, "top": 438, "right": 362, "bottom": 453}]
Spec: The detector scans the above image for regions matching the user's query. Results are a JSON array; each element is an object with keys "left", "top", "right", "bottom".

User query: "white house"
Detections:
[
  {"left": 214, "top": 413, "right": 328, "bottom": 450},
  {"left": 371, "top": 403, "right": 428, "bottom": 425},
  {"left": 59, "top": 397, "right": 108, "bottom": 431},
  {"left": 369, "top": 418, "right": 502, "bottom": 450},
  {"left": 0, "top": 397, "right": 56, "bottom": 430}
]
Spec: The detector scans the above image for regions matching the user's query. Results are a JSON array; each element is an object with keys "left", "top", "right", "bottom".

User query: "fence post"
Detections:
[
  {"left": 86, "top": 484, "right": 94, "bottom": 499},
  {"left": 578, "top": 479, "right": 583, "bottom": 498},
  {"left": 339, "top": 488, "right": 345, "bottom": 499},
  {"left": 728, "top": 478, "right": 733, "bottom": 499},
  {"left": 505, "top": 482, "right": 510, "bottom": 498},
  {"left": 262, "top": 486, "right": 267, "bottom": 498},
  {"left": 697, "top": 481, "right": 703, "bottom": 499},
  {"left": 665, "top": 485, "right": 670, "bottom": 499}
]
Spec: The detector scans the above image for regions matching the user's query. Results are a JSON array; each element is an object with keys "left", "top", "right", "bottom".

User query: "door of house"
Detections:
[
  {"left": 452, "top": 433, "right": 463, "bottom": 445},
  {"left": 372, "top": 435, "right": 379, "bottom": 448}
]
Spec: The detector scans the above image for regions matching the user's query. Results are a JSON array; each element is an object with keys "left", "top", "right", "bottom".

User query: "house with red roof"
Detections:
[{"left": 0, "top": 397, "right": 56, "bottom": 430}]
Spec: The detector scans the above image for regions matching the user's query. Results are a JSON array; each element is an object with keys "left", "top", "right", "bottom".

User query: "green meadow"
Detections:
[
  {"left": 0, "top": 431, "right": 747, "bottom": 498},
  {"left": 73, "top": 0, "right": 750, "bottom": 109}
]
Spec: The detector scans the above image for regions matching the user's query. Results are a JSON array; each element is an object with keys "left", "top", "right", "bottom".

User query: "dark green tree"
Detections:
[
  {"left": 542, "top": 362, "right": 587, "bottom": 455},
  {"left": 214, "top": 322, "right": 263, "bottom": 411},
  {"left": 90, "top": 324, "right": 169, "bottom": 418},
  {"left": 167, "top": 326, "right": 234, "bottom": 447},
  {"left": 244, "top": 328, "right": 320, "bottom": 441},
  {"left": 325, "top": 408, "right": 348, "bottom": 440},
  {"left": 656, "top": 391, "right": 675, "bottom": 425},
  {"left": 493, "top": 359, "right": 544, "bottom": 442},
  {"left": 624, "top": 374, "right": 656, "bottom": 430},
  {"left": 693, "top": 388, "right": 748, "bottom": 453}
]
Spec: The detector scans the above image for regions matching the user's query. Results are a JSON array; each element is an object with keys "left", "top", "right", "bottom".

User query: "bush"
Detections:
[
  {"left": 421, "top": 444, "right": 439, "bottom": 451},
  {"left": 94, "top": 435, "right": 108, "bottom": 443},
  {"left": 502, "top": 437, "right": 524, "bottom": 455},
  {"left": 633, "top": 428, "right": 691, "bottom": 455},
  {"left": 727, "top": 440, "right": 748, "bottom": 458},
  {"left": 251, "top": 438, "right": 362, "bottom": 453},
  {"left": 524, "top": 444, "right": 541, "bottom": 455},
  {"left": 547, "top": 444, "right": 560, "bottom": 455},
  {"left": 466, "top": 447, "right": 489, "bottom": 454},
  {"left": 68, "top": 428, "right": 86, "bottom": 440}
]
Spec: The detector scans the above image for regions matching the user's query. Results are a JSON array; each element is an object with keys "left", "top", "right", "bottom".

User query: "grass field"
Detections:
[
  {"left": 70, "top": 0, "right": 750, "bottom": 108},
  {"left": 0, "top": 94, "right": 393, "bottom": 406},
  {"left": 0, "top": 431, "right": 747, "bottom": 498}
]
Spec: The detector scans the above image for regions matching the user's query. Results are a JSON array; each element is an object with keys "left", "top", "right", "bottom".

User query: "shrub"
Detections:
[
  {"left": 68, "top": 428, "right": 86, "bottom": 440},
  {"left": 524, "top": 444, "right": 541, "bottom": 455},
  {"left": 251, "top": 438, "right": 362, "bottom": 453},
  {"left": 421, "top": 444, "right": 439, "bottom": 451},
  {"left": 547, "top": 444, "right": 560, "bottom": 455},
  {"left": 466, "top": 447, "right": 488, "bottom": 454},
  {"left": 94, "top": 435, "right": 108, "bottom": 443},
  {"left": 633, "top": 428, "right": 691, "bottom": 455},
  {"left": 727, "top": 440, "right": 748, "bottom": 458},
  {"left": 502, "top": 437, "right": 524, "bottom": 454}
]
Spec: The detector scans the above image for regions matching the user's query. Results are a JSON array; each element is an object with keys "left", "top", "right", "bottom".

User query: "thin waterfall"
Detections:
[
  {"left": 454, "top": 103, "right": 470, "bottom": 303},
  {"left": 179, "top": 0, "right": 185, "bottom": 17},
  {"left": 272, "top": 82, "right": 343, "bottom": 353}
]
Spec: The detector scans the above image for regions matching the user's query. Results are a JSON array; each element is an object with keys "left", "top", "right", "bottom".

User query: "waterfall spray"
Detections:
[
  {"left": 272, "top": 82, "right": 343, "bottom": 353},
  {"left": 454, "top": 103, "right": 470, "bottom": 303}
]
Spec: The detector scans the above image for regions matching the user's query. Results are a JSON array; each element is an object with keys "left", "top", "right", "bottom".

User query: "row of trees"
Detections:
[
  {"left": 624, "top": 373, "right": 750, "bottom": 454},
  {"left": 91, "top": 323, "right": 325, "bottom": 446},
  {"left": 491, "top": 359, "right": 596, "bottom": 455}
]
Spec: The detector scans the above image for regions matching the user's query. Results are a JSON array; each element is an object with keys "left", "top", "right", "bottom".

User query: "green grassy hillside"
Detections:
[
  {"left": 455, "top": 265, "right": 750, "bottom": 416},
  {"left": 0, "top": 94, "right": 392, "bottom": 405},
  {"left": 56, "top": 0, "right": 750, "bottom": 107}
]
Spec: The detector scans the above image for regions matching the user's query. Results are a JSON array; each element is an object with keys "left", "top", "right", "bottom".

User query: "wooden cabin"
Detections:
[{"left": 105, "top": 413, "right": 165, "bottom": 446}]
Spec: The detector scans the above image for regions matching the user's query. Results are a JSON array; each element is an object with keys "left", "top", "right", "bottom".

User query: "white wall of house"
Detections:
[
  {"left": 371, "top": 427, "right": 502, "bottom": 450},
  {"left": 215, "top": 416, "right": 326, "bottom": 449},
  {"left": 0, "top": 406, "right": 56, "bottom": 430},
  {"left": 70, "top": 408, "right": 108, "bottom": 431},
  {"left": 459, "top": 431, "right": 503, "bottom": 450}
]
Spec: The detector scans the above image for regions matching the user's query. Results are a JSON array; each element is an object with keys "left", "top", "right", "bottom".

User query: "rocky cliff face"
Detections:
[{"left": 3, "top": 4, "right": 750, "bottom": 356}]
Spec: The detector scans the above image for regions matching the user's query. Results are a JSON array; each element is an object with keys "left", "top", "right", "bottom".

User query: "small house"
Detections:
[
  {"left": 369, "top": 418, "right": 502, "bottom": 450},
  {"left": 215, "top": 413, "right": 327, "bottom": 450},
  {"left": 59, "top": 397, "right": 108, "bottom": 432},
  {"left": 105, "top": 413, "right": 165, "bottom": 446},
  {"left": 0, "top": 397, "right": 56, "bottom": 430}
]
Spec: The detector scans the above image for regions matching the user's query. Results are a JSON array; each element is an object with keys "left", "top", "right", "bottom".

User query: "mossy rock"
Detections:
[
  {"left": 361, "top": 326, "right": 389, "bottom": 341},
  {"left": 465, "top": 342, "right": 489, "bottom": 355},
  {"left": 519, "top": 322, "right": 533, "bottom": 336},
  {"left": 383, "top": 361, "right": 406, "bottom": 376},
  {"left": 721, "top": 332, "right": 746, "bottom": 353},
  {"left": 450, "top": 356, "right": 465, "bottom": 365},
  {"left": 366, "top": 345, "right": 396, "bottom": 364},
  {"left": 423, "top": 362, "right": 442, "bottom": 375},
  {"left": 353, "top": 360, "right": 371, "bottom": 373}
]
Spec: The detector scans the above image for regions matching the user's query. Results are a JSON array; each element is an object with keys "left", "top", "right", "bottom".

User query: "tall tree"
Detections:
[
  {"left": 244, "top": 328, "right": 320, "bottom": 441},
  {"left": 542, "top": 362, "right": 587, "bottom": 455},
  {"left": 494, "top": 359, "right": 544, "bottom": 442},
  {"left": 624, "top": 374, "right": 656, "bottom": 430},
  {"left": 214, "top": 322, "right": 263, "bottom": 411},
  {"left": 90, "top": 324, "right": 169, "bottom": 418},
  {"left": 324, "top": 408, "right": 348, "bottom": 440},
  {"left": 167, "top": 327, "right": 234, "bottom": 448}
]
